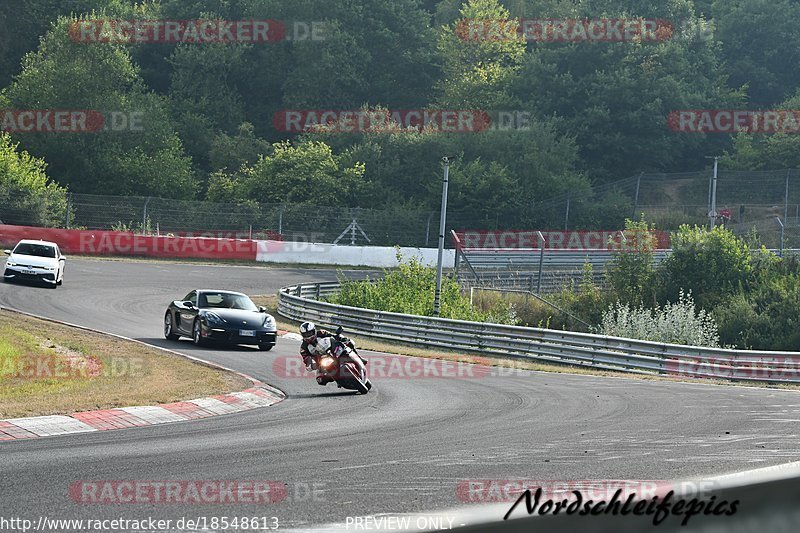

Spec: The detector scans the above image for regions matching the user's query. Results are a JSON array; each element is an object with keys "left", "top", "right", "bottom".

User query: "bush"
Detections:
[
  {"left": 327, "top": 253, "right": 515, "bottom": 324},
  {"left": 664, "top": 225, "right": 753, "bottom": 307},
  {"left": 596, "top": 291, "right": 721, "bottom": 347},
  {"left": 715, "top": 272, "right": 800, "bottom": 350},
  {"left": 474, "top": 263, "right": 610, "bottom": 331},
  {"left": 606, "top": 218, "right": 659, "bottom": 305}
]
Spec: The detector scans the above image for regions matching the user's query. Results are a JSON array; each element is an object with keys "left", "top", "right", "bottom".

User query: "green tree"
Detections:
[
  {"left": 0, "top": 132, "right": 68, "bottom": 227},
  {"left": 513, "top": 0, "right": 740, "bottom": 181},
  {"left": 435, "top": 0, "right": 526, "bottom": 109},
  {"left": 207, "top": 140, "right": 365, "bottom": 205},
  {"left": 713, "top": 0, "right": 800, "bottom": 107},
  {"left": 722, "top": 91, "right": 800, "bottom": 170},
  {"left": 209, "top": 122, "right": 273, "bottom": 173},
  {"left": 2, "top": 15, "right": 196, "bottom": 198}
]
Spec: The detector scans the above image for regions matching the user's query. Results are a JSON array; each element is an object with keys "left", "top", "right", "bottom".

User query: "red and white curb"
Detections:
[
  {"left": 0, "top": 385, "right": 284, "bottom": 441},
  {"left": 0, "top": 308, "right": 290, "bottom": 441}
]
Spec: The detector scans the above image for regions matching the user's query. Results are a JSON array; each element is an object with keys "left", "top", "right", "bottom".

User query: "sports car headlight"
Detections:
[
  {"left": 205, "top": 312, "right": 225, "bottom": 326},
  {"left": 262, "top": 314, "right": 276, "bottom": 328}
]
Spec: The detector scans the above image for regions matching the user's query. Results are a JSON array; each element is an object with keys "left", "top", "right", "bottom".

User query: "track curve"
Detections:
[{"left": 1, "top": 257, "right": 799, "bottom": 530}]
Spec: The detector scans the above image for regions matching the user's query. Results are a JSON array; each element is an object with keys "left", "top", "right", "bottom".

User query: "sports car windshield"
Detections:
[
  {"left": 199, "top": 292, "right": 258, "bottom": 311},
  {"left": 13, "top": 243, "right": 56, "bottom": 258}
]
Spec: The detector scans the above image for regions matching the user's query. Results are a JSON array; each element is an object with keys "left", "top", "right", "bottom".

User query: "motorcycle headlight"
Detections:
[
  {"left": 205, "top": 312, "right": 225, "bottom": 326},
  {"left": 319, "top": 356, "right": 335, "bottom": 369}
]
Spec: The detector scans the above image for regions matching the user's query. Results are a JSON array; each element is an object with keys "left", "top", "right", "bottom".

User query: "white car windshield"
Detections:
[
  {"left": 13, "top": 243, "right": 56, "bottom": 258},
  {"left": 199, "top": 292, "right": 258, "bottom": 311}
]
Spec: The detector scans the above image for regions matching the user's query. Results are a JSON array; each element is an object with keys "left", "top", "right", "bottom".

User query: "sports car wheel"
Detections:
[
  {"left": 164, "top": 312, "right": 179, "bottom": 340},
  {"left": 192, "top": 319, "right": 205, "bottom": 346},
  {"left": 259, "top": 343, "right": 273, "bottom": 351}
]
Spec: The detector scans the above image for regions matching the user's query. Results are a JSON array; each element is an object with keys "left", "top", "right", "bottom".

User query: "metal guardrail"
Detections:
[
  {"left": 458, "top": 270, "right": 609, "bottom": 292},
  {"left": 459, "top": 249, "right": 673, "bottom": 270},
  {"left": 460, "top": 248, "right": 800, "bottom": 270},
  {"left": 278, "top": 281, "right": 800, "bottom": 384}
]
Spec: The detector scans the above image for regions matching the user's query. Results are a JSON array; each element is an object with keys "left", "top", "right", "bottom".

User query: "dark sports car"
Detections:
[{"left": 164, "top": 289, "right": 277, "bottom": 351}]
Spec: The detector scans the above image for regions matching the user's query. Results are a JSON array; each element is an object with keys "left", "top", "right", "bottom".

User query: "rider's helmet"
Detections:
[{"left": 300, "top": 321, "right": 317, "bottom": 343}]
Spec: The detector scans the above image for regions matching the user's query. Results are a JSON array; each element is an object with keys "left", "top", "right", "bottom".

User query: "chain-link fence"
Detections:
[
  {"left": 533, "top": 169, "right": 800, "bottom": 249},
  {"left": 60, "top": 194, "right": 449, "bottom": 247},
  {"left": 3, "top": 168, "right": 800, "bottom": 248}
]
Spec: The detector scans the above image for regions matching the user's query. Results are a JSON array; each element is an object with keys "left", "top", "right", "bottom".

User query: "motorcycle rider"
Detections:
[{"left": 299, "top": 321, "right": 364, "bottom": 386}]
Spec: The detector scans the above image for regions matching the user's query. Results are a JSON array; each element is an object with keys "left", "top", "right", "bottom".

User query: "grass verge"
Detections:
[
  {"left": 252, "top": 294, "right": 800, "bottom": 392},
  {"left": 0, "top": 309, "right": 250, "bottom": 418}
]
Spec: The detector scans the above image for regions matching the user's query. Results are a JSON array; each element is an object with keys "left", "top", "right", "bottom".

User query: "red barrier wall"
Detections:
[{"left": 0, "top": 225, "right": 258, "bottom": 261}]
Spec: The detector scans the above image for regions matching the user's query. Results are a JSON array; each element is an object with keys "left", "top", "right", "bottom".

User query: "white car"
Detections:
[{"left": 3, "top": 240, "right": 66, "bottom": 288}]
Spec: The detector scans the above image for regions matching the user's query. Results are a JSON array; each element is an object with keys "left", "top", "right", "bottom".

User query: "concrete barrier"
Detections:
[{"left": 0, "top": 224, "right": 455, "bottom": 268}]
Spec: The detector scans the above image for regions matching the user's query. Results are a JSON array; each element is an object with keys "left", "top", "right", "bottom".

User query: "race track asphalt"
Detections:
[{"left": 0, "top": 258, "right": 799, "bottom": 531}]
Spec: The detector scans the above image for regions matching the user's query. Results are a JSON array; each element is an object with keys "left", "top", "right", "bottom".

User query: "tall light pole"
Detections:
[
  {"left": 706, "top": 156, "right": 719, "bottom": 229},
  {"left": 433, "top": 157, "right": 451, "bottom": 317}
]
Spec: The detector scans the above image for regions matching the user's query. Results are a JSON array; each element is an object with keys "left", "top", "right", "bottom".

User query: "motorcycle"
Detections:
[{"left": 314, "top": 327, "right": 372, "bottom": 394}]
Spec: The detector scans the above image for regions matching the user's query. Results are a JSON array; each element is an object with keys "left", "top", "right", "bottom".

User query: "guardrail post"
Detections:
[
  {"left": 295, "top": 285, "right": 301, "bottom": 297},
  {"left": 315, "top": 283, "right": 321, "bottom": 300}
]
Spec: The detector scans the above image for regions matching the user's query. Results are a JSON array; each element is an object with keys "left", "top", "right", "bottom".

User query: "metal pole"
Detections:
[
  {"left": 633, "top": 173, "right": 642, "bottom": 220},
  {"left": 278, "top": 208, "right": 283, "bottom": 236},
  {"left": 707, "top": 172, "right": 713, "bottom": 226},
  {"left": 433, "top": 157, "right": 451, "bottom": 317},
  {"left": 536, "top": 230, "right": 545, "bottom": 294},
  {"left": 65, "top": 192, "right": 72, "bottom": 228},
  {"left": 143, "top": 197, "right": 151, "bottom": 234},
  {"left": 776, "top": 217, "right": 785, "bottom": 257},
  {"left": 709, "top": 157, "right": 719, "bottom": 229},
  {"left": 564, "top": 198, "right": 570, "bottom": 231},
  {"left": 785, "top": 170, "right": 790, "bottom": 225}
]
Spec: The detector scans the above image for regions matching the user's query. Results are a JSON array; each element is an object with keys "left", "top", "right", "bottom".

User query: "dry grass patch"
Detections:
[{"left": 0, "top": 310, "right": 250, "bottom": 418}]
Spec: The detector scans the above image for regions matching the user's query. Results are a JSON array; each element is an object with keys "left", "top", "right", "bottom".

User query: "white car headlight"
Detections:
[
  {"left": 262, "top": 315, "right": 276, "bottom": 328},
  {"left": 6, "top": 261, "right": 16, "bottom": 267},
  {"left": 205, "top": 312, "right": 225, "bottom": 325}
]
